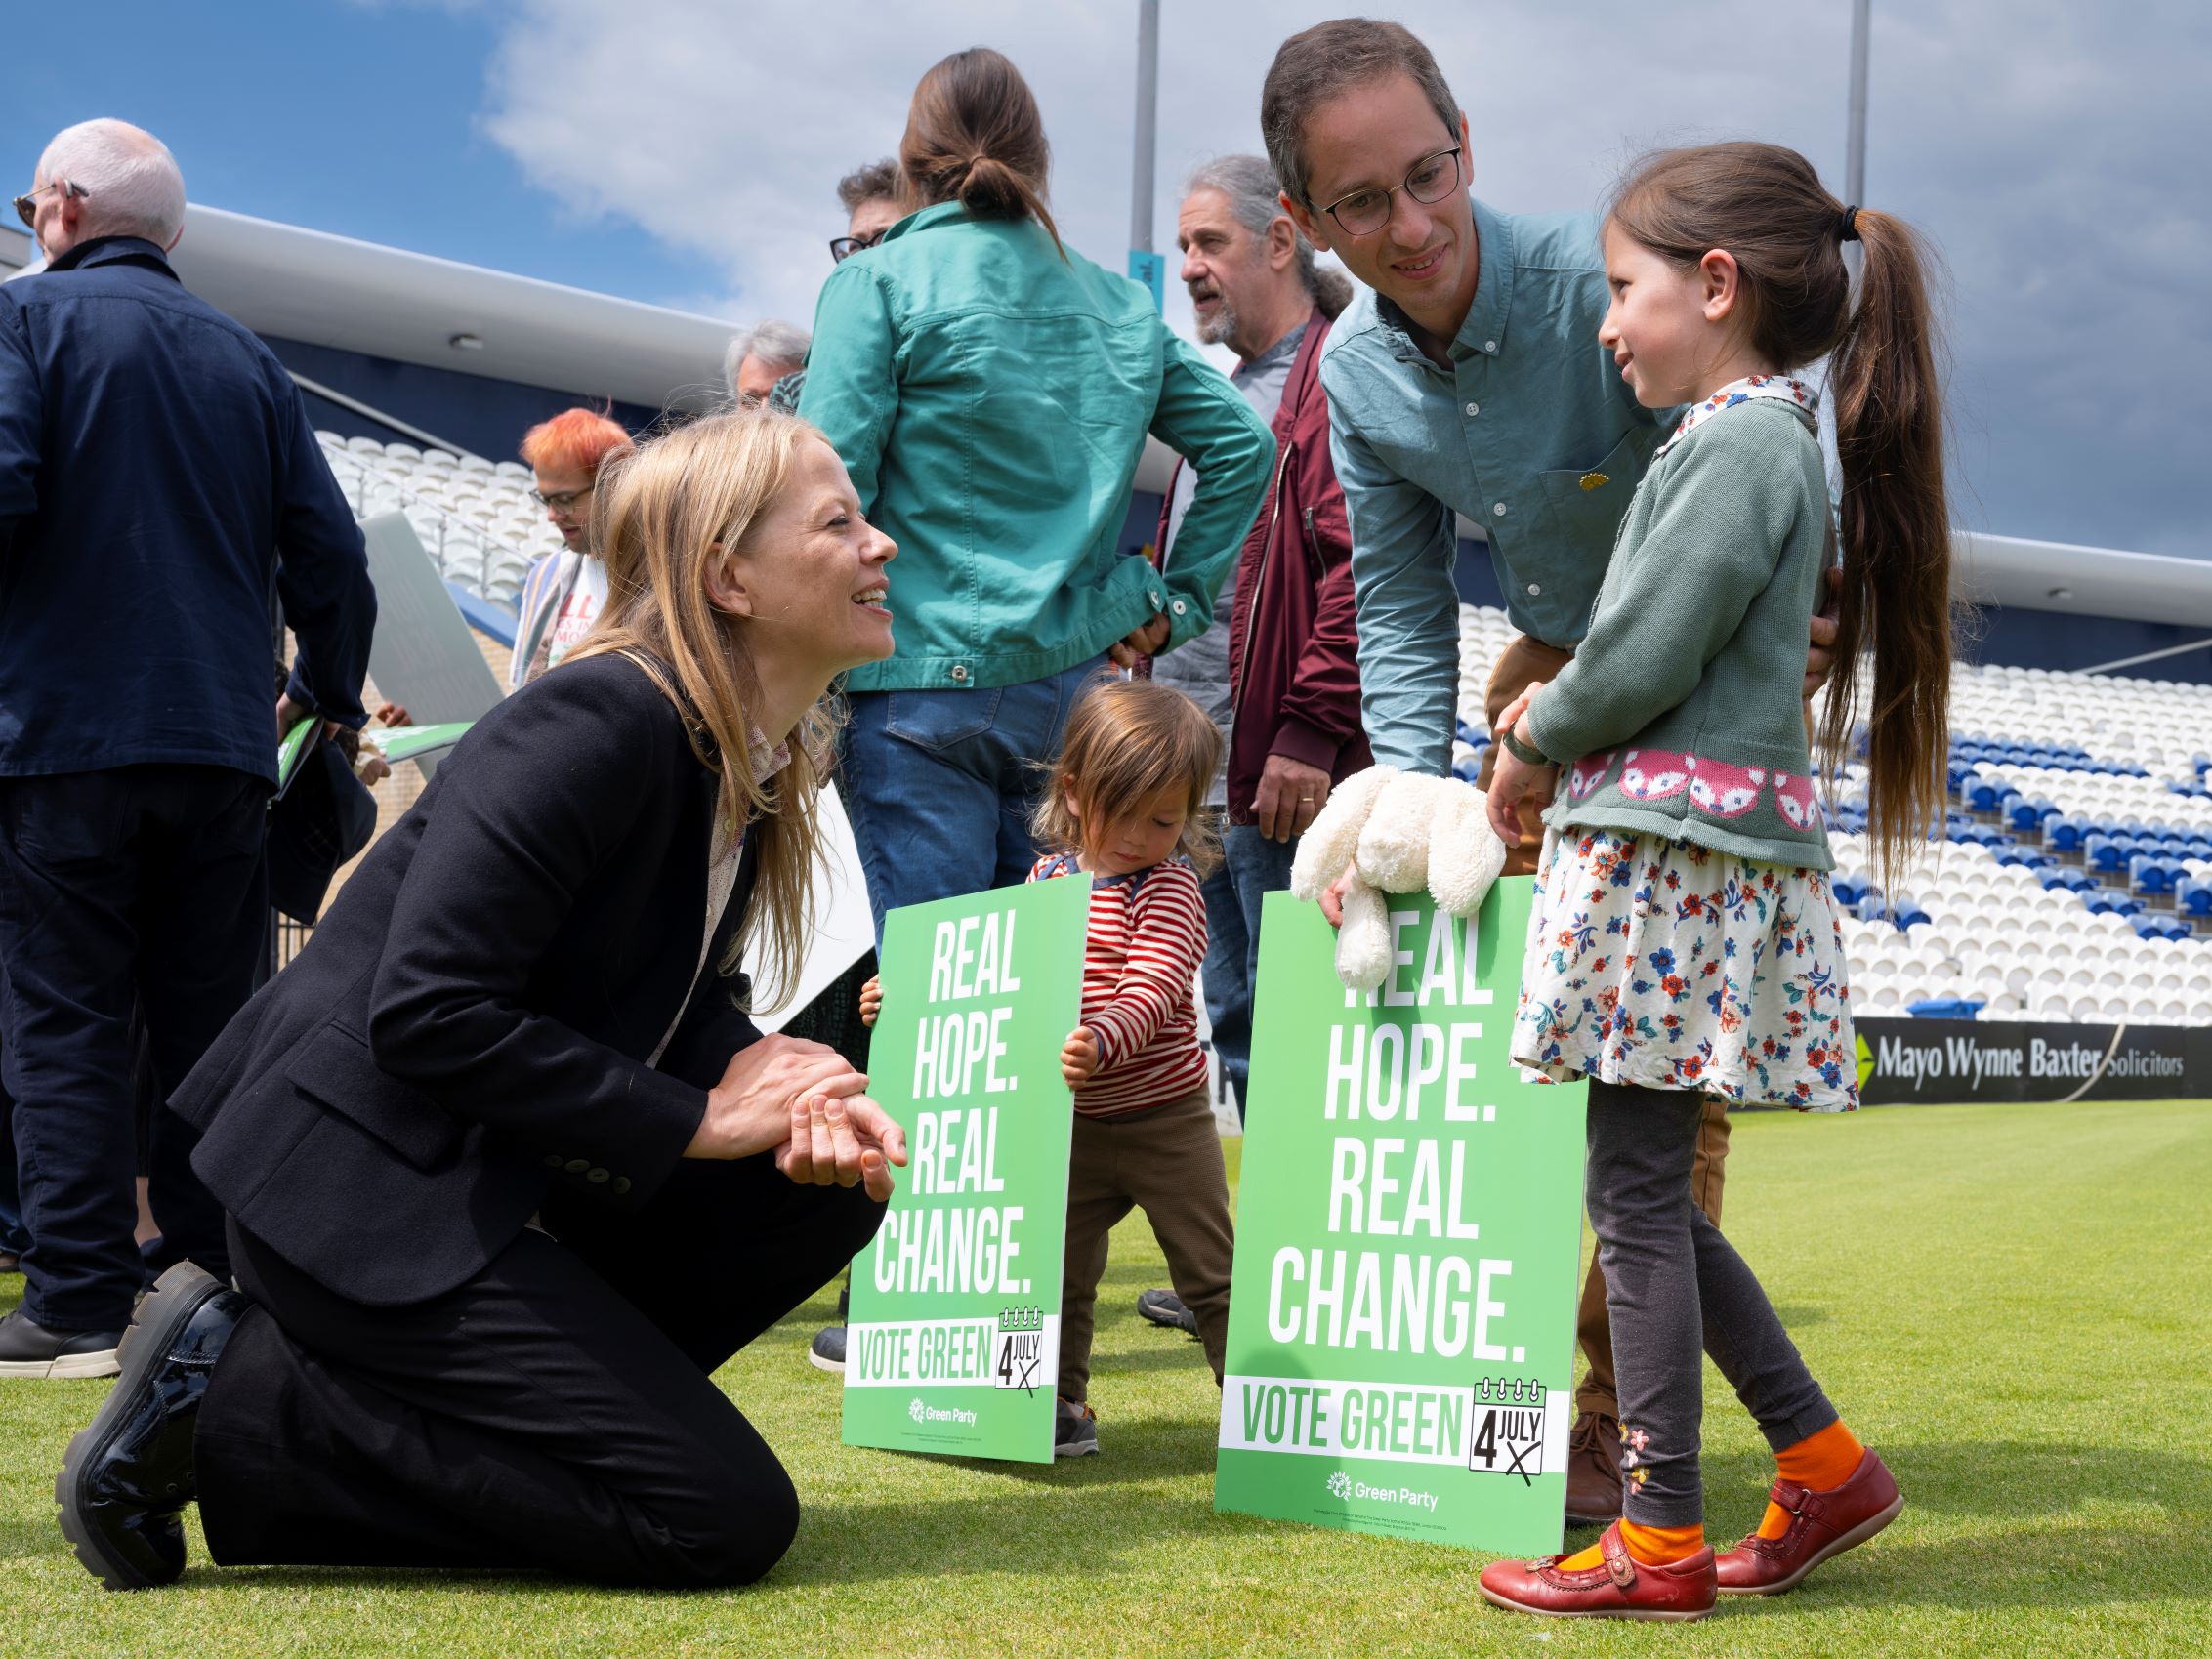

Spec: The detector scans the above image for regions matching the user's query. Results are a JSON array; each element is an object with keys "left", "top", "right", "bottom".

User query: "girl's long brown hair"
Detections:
[
  {"left": 566, "top": 410, "right": 841, "bottom": 1011},
  {"left": 899, "top": 47, "right": 1064, "bottom": 256},
  {"left": 1609, "top": 141, "right": 1952, "bottom": 889}
]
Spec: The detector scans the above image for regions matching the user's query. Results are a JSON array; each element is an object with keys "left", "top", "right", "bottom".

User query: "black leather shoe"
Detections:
[
  {"left": 56, "top": 1261, "right": 247, "bottom": 1590},
  {"left": 809, "top": 1325, "right": 847, "bottom": 1372},
  {"left": 0, "top": 1307, "right": 124, "bottom": 1378},
  {"left": 1136, "top": 1288, "right": 1197, "bottom": 1335}
]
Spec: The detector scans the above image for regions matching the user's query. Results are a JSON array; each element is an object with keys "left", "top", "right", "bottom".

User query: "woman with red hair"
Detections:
[{"left": 510, "top": 408, "right": 634, "bottom": 689}]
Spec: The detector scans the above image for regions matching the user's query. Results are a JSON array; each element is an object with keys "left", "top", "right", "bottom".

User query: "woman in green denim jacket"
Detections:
[{"left": 800, "top": 48, "right": 1275, "bottom": 935}]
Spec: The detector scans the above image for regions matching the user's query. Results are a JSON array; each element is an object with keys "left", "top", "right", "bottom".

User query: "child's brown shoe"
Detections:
[
  {"left": 1478, "top": 1522, "right": 1716, "bottom": 1622},
  {"left": 1715, "top": 1448, "right": 1902, "bottom": 1595}
]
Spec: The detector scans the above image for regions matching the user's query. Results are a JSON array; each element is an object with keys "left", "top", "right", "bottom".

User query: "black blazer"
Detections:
[{"left": 176, "top": 652, "right": 764, "bottom": 1306}]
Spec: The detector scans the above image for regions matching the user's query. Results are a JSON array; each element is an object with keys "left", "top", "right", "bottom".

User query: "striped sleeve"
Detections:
[{"left": 1084, "top": 864, "right": 1208, "bottom": 1073}]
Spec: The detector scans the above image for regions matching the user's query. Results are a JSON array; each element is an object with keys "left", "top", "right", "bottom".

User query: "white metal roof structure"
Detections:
[{"left": 3, "top": 212, "right": 2202, "bottom": 619}]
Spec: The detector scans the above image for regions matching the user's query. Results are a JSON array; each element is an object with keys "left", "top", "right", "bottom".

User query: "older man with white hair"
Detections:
[
  {"left": 1132, "top": 154, "right": 1364, "bottom": 1338},
  {"left": 0, "top": 119, "right": 374, "bottom": 1380},
  {"left": 724, "top": 320, "right": 811, "bottom": 407}
]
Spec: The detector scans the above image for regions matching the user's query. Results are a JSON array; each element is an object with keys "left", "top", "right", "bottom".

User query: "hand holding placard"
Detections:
[{"left": 1061, "top": 1025, "right": 1101, "bottom": 1087}]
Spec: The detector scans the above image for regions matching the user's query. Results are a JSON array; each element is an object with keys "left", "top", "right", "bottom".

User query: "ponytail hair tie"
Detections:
[{"left": 1838, "top": 205, "right": 1862, "bottom": 242}]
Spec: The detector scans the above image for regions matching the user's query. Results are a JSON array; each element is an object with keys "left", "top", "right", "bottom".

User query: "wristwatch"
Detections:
[{"left": 1497, "top": 724, "right": 1554, "bottom": 768}]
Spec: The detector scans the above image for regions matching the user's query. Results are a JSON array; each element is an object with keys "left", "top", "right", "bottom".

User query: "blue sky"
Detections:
[
  {"left": 6, "top": 0, "right": 727, "bottom": 301},
  {"left": 9, "top": 0, "right": 2209, "bottom": 559}
]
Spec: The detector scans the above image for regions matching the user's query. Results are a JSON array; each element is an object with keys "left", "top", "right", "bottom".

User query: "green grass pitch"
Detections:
[{"left": 8, "top": 1097, "right": 2209, "bottom": 1657}]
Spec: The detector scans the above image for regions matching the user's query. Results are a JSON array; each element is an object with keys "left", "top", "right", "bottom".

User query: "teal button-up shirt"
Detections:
[
  {"left": 1317, "top": 197, "right": 1675, "bottom": 774},
  {"left": 801, "top": 203, "right": 1274, "bottom": 694}
]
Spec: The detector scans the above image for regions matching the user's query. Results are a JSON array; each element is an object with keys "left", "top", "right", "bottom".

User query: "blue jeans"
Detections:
[
  {"left": 840, "top": 658, "right": 1106, "bottom": 942},
  {"left": 1197, "top": 825, "right": 1299, "bottom": 1122}
]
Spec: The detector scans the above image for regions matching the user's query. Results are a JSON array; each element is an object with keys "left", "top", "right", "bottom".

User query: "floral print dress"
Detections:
[{"left": 1509, "top": 828, "right": 1859, "bottom": 1111}]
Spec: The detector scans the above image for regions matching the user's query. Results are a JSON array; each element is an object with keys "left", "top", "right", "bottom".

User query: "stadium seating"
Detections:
[
  {"left": 316, "top": 431, "right": 563, "bottom": 609},
  {"left": 1450, "top": 604, "right": 2212, "bottom": 1025}
]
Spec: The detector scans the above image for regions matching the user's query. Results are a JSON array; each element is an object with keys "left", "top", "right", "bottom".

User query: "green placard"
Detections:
[
  {"left": 1214, "top": 880, "right": 1587, "bottom": 1553},
  {"left": 843, "top": 877, "right": 1091, "bottom": 1463},
  {"left": 364, "top": 721, "right": 474, "bottom": 765}
]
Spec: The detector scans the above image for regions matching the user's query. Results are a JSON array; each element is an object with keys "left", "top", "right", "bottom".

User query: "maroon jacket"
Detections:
[{"left": 1208, "top": 309, "right": 1368, "bottom": 826}]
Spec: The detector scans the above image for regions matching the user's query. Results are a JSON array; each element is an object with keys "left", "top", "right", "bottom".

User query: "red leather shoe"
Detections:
[
  {"left": 1479, "top": 1521, "right": 1717, "bottom": 1622},
  {"left": 1716, "top": 1448, "right": 1903, "bottom": 1595}
]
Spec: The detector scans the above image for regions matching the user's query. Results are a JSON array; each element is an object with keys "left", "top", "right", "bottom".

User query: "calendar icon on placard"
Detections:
[
  {"left": 993, "top": 1306, "right": 1044, "bottom": 1392},
  {"left": 1469, "top": 1377, "right": 1546, "bottom": 1482}
]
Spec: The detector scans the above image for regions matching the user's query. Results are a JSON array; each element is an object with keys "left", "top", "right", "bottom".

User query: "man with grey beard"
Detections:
[{"left": 1137, "top": 156, "right": 1365, "bottom": 1335}]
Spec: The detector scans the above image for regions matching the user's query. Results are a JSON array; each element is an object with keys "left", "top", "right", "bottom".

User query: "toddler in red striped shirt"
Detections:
[{"left": 1026, "top": 677, "right": 1237, "bottom": 1459}]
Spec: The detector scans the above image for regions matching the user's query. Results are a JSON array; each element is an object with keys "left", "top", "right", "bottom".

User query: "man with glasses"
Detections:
[
  {"left": 508, "top": 409, "right": 634, "bottom": 690},
  {"left": 1260, "top": 20, "right": 1839, "bottom": 1527},
  {"left": 828, "top": 157, "right": 904, "bottom": 268},
  {"left": 0, "top": 119, "right": 374, "bottom": 1378}
]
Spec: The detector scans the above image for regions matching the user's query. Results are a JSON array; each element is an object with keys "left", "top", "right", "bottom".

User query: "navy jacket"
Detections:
[
  {"left": 173, "top": 653, "right": 764, "bottom": 1306},
  {"left": 0, "top": 236, "right": 374, "bottom": 782}
]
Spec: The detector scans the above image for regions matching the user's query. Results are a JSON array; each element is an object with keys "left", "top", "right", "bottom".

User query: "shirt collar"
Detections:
[
  {"left": 1369, "top": 195, "right": 1516, "bottom": 365},
  {"left": 747, "top": 727, "right": 792, "bottom": 788},
  {"left": 45, "top": 235, "right": 177, "bottom": 278},
  {"left": 880, "top": 200, "right": 971, "bottom": 244},
  {"left": 1454, "top": 195, "right": 1517, "bottom": 359},
  {"left": 1655, "top": 374, "right": 1820, "bottom": 457}
]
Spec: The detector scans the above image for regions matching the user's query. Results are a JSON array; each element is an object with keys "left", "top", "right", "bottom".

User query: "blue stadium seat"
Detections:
[
  {"left": 2178, "top": 879, "right": 2212, "bottom": 919},
  {"left": 2044, "top": 816, "right": 2084, "bottom": 852},
  {"left": 2130, "top": 857, "right": 2174, "bottom": 897},
  {"left": 1963, "top": 775, "right": 2003, "bottom": 811},
  {"left": 1907, "top": 997, "right": 1983, "bottom": 1019}
]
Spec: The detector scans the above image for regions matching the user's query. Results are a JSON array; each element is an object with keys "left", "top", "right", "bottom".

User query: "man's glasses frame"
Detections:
[
  {"left": 529, "top": 483, "right": 596, "bottom": 513},
  {"left": 829, "top": 228, "right": 888, "bottom": 264},
  {"left": 13, "top": 179, "right": 89, "bottom": 230},
  {"left": 1314, "top": 145, "right": 1464, "bottom": 238}
]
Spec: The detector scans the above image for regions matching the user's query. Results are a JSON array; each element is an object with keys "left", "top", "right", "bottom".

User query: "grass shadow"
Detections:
[{"left": 0, "top": 1515, "right": 61, "bottom": 1562}]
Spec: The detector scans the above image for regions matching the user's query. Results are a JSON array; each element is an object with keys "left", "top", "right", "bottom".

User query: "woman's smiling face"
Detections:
[{"left": 716, "top": 437, "right": 897, "bottom": 678}]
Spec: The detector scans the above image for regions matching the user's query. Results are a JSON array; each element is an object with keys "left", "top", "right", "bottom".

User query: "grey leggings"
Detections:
[{"left": 1585, "top": 1080, "right": 1838, "bottom": 1527}]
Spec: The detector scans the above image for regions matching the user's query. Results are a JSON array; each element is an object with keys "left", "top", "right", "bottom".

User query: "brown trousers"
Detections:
[
  {"left": 1059, "top": 1086, "right": 1233, "bottom": 1405},
  {"left": 1478, "top": 633, "right": 1734, "bottom": 1421}
]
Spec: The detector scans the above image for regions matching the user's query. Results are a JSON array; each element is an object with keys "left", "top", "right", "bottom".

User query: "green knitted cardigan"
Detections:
[{"left": 1523, "top": 396, "right": 1835, "bottom": 869}]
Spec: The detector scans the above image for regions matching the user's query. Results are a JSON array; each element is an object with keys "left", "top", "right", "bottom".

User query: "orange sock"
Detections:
[
  {"left": 1758, "top": 1420, "right": 1865, "bottom": 1540},
  {"left": 1556, "top": 1519, "right": 1704, "bottom": 1571}
]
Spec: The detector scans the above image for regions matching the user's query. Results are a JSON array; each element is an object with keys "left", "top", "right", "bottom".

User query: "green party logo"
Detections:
[{"left": 1856, "top": 1034, "right": 1875, "bottom": 1091}]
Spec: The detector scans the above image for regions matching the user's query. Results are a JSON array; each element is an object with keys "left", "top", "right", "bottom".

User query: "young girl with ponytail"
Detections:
[{"left": 1478, "top": 141, "right": 1949, "bottom": 1621}]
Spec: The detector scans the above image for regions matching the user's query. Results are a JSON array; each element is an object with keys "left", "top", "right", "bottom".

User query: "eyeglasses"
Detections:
[
  {"left": 529, "top": 483, "right": 595, "bottom": 512},
  {"left": 1314, "top": 145, "right": 1464, "bottom": 238},
  {"left": 12, "top": 179, "right": 89, "bottom": 230},
  {"left": 829, "top": 228, "right": 887, "bottom": 264}
]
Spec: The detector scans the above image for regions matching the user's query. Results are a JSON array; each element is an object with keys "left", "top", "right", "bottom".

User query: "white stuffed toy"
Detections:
[{"left": 1289, "top": 765, "right": 1510, "bottom": 990}]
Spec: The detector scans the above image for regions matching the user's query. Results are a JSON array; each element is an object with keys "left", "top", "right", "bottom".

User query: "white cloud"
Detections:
[{"left": 468, "top": 0, "right": 2211, "bottom": 552}]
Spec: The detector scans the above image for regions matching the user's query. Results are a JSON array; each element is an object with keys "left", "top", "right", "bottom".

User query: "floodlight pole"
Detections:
[
  {"left": 1127, "top": 0, "right": 1164, "bottom": 310},
  {"left": 1845, "top": 0, "right": 1870, "bottom": 275}
]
